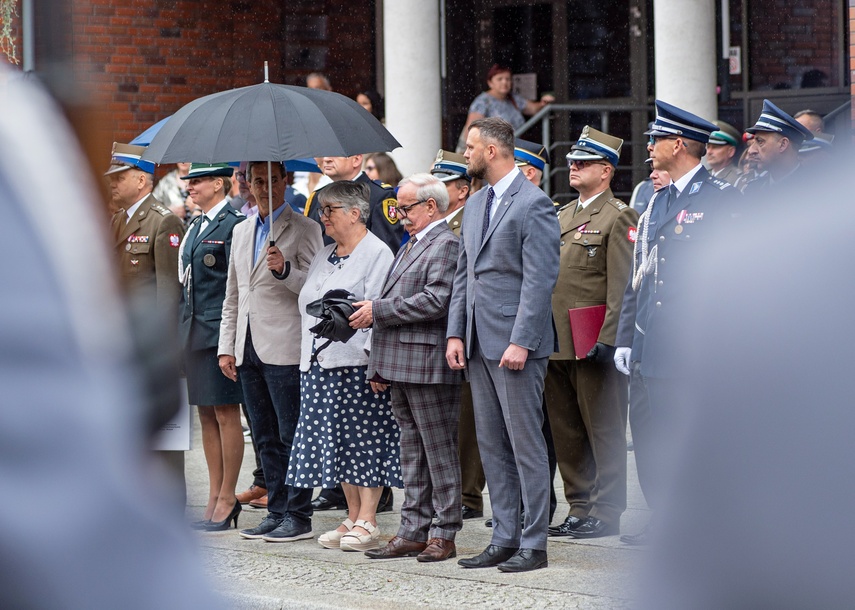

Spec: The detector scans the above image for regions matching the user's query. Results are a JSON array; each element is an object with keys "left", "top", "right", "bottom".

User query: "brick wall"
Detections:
[
  {"left": 851, "top": 0, "right": 855, "bottom": 128},
  {"left": 749, "top": 0, "right": 842, "bottom": 89}
]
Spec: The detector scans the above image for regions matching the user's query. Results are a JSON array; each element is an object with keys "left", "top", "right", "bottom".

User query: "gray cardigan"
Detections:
[{"left": 298, "top": 230, "right": 394, "bottom": 372}]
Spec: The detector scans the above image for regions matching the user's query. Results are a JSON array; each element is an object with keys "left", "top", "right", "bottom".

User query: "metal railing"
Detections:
[{"left": 515, "top": 102, "right": 654, "bottom": 200}]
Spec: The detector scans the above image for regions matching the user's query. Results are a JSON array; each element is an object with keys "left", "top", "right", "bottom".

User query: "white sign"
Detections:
[
  {"left": 151, "top": 382, "right": 192, "bottom": 451},
  {"left": 729, "top": 47, "right": 742, "bottom": 76}
]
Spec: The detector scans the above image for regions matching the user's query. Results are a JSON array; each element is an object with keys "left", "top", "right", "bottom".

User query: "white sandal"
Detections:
[
  {"left": 317, "top": 518, "right": 355, "bottom": 549},
  {"left": 339, "top": 520, "right": 381, "bottom": 552}
]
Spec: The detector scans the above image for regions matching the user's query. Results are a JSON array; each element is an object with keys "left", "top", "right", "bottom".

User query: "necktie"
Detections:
[
  {"left": 574, "top": 202, "right": 583, "bottom": 217},
  {"left": 196, "top": 217, "right": 209, "bottom": 242},
  {"left": 665, "top": 184, "right": 678, "bottom": 211},
  {"left": 405, "top": 235, "right": 417, "bottom": 254},
  {"left": 481, "top": 187, "right": 495, "bottom": 244}
]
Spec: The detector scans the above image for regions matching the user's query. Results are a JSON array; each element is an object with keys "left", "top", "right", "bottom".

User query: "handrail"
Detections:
[{"left": 515, "top": 103, "right": 653, "bottom": 197}]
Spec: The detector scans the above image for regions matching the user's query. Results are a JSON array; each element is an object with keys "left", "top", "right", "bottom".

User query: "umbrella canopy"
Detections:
[
  {"left": 141, "top": 82, "right": 400, "bottom": 164},
  {"left": 133, "top": 115, "right": 321, "bottom": 172}
]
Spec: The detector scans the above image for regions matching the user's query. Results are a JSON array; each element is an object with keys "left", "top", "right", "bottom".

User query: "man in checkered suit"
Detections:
[{"left": 350, "top": 173, "right": 463, "bottom": 563}]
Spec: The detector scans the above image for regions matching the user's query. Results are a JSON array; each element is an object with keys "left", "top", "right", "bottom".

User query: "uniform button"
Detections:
[
  {"left": 660, "top": 257, "right": 665, "bottom": 263},
  {"left": 560, "top": 241, "right": 565, "bottom": 246},
  {"left": 659, "top": 235, "right": 665, "bottom": 241},
  {"left": 655, "top": 301, "right": 662, "bottom": 308},
  {"left": 249, "top": 287, "right": 254, "bottom": 292},
  {"left": 318, "top": 355, "right": 324, "bottom": 362},
  {"left": 658, "top": 280, "right": 663, "bottom": 286},
  {"left": 474, "top": 274, "right": 479, "bottom": 280}
]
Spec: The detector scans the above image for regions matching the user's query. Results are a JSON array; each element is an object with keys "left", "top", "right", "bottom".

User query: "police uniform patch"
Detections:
[
  {"left": 628, "top": 227, "right": 637, "bottom": 243},
  {"left": 169, "top": 234, "right": 180, "bottom": 248},
  {"left": 382, "top": 198, "right": 399, "bottom": 224}
]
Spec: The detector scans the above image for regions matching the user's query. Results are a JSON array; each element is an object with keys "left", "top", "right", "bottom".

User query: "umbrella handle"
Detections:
[{"left": 270, "top": 237, "right": 290, "bottom": 279}]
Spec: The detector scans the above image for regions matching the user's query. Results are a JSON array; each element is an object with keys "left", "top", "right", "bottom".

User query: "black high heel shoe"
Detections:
[
  {"left": 205, "top": 500, "right": 241, "bottom": 531},
  {"left": 191, "top": 519, "right": 212, "bottom": 530}
]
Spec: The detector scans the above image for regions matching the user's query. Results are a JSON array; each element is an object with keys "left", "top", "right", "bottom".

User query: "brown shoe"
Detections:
[
  {"left": 248, "top": 494, "right": 268, "bottom": 509},
  {"left": 364, "top": 536, "right": 426, "bottom": 559},
  {"left": 236, "top": 485, "right": 266, "bottom": 504},
  {"left": 416, "top": 537, "right": 457, "bottom": 563}
]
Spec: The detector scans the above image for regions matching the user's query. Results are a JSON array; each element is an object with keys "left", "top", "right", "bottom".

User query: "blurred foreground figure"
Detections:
[
  {"left": 642, "top": 160, "right": 855, "bottom": 607},
  {"left": 0, "top": 67, "right": 219, "bottom": 608}
]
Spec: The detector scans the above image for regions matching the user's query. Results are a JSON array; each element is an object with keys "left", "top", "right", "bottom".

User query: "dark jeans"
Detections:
[
  {"left": 241, "top": 403, "right": 265, "bottom": 489},
  {"left": 238, "top": 330, "right": 312, "bottom": 523}
]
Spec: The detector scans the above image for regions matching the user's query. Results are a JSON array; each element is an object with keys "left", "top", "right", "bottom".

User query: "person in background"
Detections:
[
  {"left": 153, "top": 162, "right": 193, "bottom": 220},
  {"left": 306, "top": 72, "right": 332, "bottom": 91},
  {"left": 457, "top": 64, "right": 554, "bottom": 153},
  {"left": 705, "top": 121, "right": 742, "bottom": 185},
  {"left": 364, "top": 152, "right": 402, "bottom": 188},
  {"left": 177, "top": 163, "right": 245, "bottom": 531},
  {"left": 743, "top": 99, "right": 814, "bottom": 193},
  {"left": 288, "top": 181, "right": 401, "bottom": 552},
  {"left": 793, "top": 108, "right": 824, "bottom": 133},
  {"left": 356, "top": 89, "right": 384, "bottom": 122}
]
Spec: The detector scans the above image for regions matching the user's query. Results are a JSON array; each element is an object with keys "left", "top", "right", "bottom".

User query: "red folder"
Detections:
[{"left": 568, "top": 305, "right": 606, "bottom": 359}]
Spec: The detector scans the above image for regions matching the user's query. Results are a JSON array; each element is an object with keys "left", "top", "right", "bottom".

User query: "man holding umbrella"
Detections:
[{"left": 218, "top": 161, "right": 323, "bottom": 542}]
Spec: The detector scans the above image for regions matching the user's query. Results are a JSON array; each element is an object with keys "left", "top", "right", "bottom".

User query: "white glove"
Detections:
[{"left": 614, "top": 347, "right": 632, "bottom": 376}]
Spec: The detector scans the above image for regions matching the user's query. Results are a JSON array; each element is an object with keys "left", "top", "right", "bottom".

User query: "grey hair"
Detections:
[
  {"left": 398, "top": 172, "right": 449, "bottom": 212},
  {"left": 469, "top": 117, "right": 515, "bottom": 156},
  {"left": 317, "top": 180, "right": 370, "bottom": 223}
]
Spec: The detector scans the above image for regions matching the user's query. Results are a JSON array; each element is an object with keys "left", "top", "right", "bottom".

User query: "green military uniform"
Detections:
[
  {"left": 111, "top": 193, "right": 184, "bottom": 313},
  {"left": 544, "top": 189, "right": 638, "bottom": 526}
]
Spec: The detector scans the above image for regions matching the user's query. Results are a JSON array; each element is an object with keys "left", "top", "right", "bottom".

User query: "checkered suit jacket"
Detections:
[{"left": 367, "top": 222, "right": 462, "bottom": 385}]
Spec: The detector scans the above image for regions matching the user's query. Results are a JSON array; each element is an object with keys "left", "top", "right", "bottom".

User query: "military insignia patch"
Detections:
[
  {"left": 628, "top": 227, "right": 637, "bottom": 243},
  {"left": 169, "top": 234, "right": 180, "bottom": 247},
  {"left": 382, "top": 198, "right": 399, "bottom": 224},
  {"left": 689, "top": 181, "right": 702, "bottom": 195}
]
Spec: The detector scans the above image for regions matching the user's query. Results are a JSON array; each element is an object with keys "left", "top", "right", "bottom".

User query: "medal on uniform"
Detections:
[
  {"left": 203, "top": 254, "right": 216, "bottom": 267},
  {"left": 125, "top": 243, "right": 132, "bottom": 251},
  {"left": 674, "top": 225, "right": 683, "bottom": 234}
]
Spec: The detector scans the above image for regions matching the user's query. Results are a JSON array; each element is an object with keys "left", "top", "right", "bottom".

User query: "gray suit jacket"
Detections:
[
  {"left": 218, "top": 205, "right": 323, "bottom": 366},
  {"left": 368, "top": 222, "right": 462, "bottom": 385},
  {"left": 447, "top": 170, "right": 560, "bottom": 360}
]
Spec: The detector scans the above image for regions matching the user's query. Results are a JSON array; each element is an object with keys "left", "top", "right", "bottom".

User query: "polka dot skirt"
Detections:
[{"left": 286, "top": 363, "right": 402, "bottom": 489}]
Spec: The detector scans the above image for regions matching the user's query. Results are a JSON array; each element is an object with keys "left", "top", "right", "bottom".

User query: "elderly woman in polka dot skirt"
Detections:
[{"left": 288, "top": 180, "right": 402, "bottom": 552}]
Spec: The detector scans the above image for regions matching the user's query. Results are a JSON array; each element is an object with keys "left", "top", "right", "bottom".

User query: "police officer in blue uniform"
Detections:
[
  {"left": 614, "top": 100, "right": 738, "bottom": 544},
  {"left": 743, "top": 99, "right": 814, "bottom": 195}
]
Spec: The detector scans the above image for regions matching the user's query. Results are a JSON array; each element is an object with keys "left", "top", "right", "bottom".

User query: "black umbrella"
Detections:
[{"left": 141, "top": 73, "right": 400, "bottom": 164}]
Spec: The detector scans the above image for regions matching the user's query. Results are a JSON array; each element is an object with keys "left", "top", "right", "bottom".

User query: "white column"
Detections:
[
  {"left": 383, "top": 0, "right": 442, "bottom": 177},
  {"left": 654, "top": 0, "right": 718, "bottom": 120}
]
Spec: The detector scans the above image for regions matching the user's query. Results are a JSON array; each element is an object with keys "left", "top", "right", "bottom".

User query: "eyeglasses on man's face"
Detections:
[
  {"left": 567, "top": 159, "right": 607, "bottom": 169},
  {"left": 397, "top": 199, "right": 429, "bottom": 217},
  {"left": 648, "top": 135, "right": 681, "bottom": 146}
]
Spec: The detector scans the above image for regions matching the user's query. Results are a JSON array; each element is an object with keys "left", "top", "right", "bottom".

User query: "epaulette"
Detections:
[
  {"left": 707, "top": 176, "right": 731, "bottom": 190},
  {"left": 379, "top": 182, "right": 393, "bottom": 189},
  {"left": 605, "top": 197, "right": 629, "bottom": 211},
  {"left": 556, "top": 201, "right": 574, "bottom": 213},
  {"left": 151, "top": 204, "right": 171, "bottom": 216}
]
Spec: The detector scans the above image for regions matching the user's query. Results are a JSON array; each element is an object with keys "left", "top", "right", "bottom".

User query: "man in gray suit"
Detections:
[
  {"left": 446, "top": 117, "right": 560, "bottom": 573},
  {"left": 351, "top": 173, "right": 463, "bottom": 563}
]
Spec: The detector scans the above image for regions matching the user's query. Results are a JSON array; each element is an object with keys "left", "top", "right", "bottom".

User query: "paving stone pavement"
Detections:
[{"left": 186, "top": 415, "right": 649, "bottom": 609}]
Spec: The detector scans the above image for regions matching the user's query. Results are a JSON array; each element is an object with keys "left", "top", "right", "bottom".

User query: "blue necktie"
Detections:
[{"left": 481, "top": 187, "right": 495, "bottom": 244}]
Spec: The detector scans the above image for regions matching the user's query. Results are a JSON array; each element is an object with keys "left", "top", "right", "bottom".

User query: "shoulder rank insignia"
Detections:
[
  {"left": 382, "top": 198, "right": 399, "bottom": 224},
  {"left": 379, "top": 182, "right": 393, "bottom": 189},
  {"left": 152, "top": 204, "right": 170, "bottom": 216},
  {"left": 707, "top": 176, "right": 730, "bottom": 190}
]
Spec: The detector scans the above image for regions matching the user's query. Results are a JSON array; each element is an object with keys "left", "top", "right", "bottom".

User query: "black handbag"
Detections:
[{"left": 305, "top": 288, "right": 358, "bottom": 361}]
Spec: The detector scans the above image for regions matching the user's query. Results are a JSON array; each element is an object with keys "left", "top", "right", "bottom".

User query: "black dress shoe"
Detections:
[
  {"left": 567, "top": 517, "right": 618, "bottom": 539},
  {"left": 376, "top": 486, "right": 394, "bottom": 513},
  {"left": 547, "top": 514, "right": 584, "bottom": 537},
  {"left": 311, "top": 495, "right": 347, "bottom": 511},
  {"left": 458, "top": 544, "right": 517, "bottom": 568},
  {"left": 462, "top": 505, "right": 483, "bottom": 520},
  {"left": 497, "top": 548, "right": 548, "bottom": 573}
]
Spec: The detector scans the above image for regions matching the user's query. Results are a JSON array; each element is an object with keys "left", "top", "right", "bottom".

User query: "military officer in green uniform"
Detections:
[
  {"left": 705, "top": 120, "right": 742, "bottom": 186},
  {"left": 107, "top": 142, "right": 184, "bottom": 313},
  {"left": 545, "top": 127, "right": 638, "bottom": 539}
]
